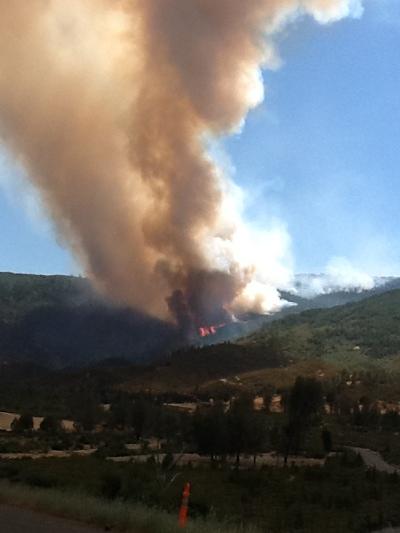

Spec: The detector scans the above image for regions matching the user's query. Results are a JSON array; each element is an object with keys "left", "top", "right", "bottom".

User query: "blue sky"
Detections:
[{"left": 1, "top": 0, "right": 400, "bottom": 276}]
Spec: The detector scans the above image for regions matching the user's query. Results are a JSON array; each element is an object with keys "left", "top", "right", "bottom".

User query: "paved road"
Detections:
[
  {"left": 349, "top": 447, "right": 400, "bottom": 474},
  {"left": 0, "top": 504, "right": 106, "bottom": 533},
  {"left": 349, "top": 448, "right": 400, "bottom": 533}
]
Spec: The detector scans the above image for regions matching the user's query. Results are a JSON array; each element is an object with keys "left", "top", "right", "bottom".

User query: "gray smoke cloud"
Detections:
[{"left": 0, "top": 0, "right": 363, "bottom": 332}]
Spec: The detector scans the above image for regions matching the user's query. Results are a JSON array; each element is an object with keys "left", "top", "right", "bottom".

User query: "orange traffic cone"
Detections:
[{"left": 178, "top": 482, "right": 191, "bottom": 528}]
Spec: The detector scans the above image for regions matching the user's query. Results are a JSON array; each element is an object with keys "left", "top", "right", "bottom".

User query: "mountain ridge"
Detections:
[
  {"left": 244, "top": 288, "right": 400, "bottom": 365},
  {"left": 1, "top": 271, "right": 399, "bottom": 368}
]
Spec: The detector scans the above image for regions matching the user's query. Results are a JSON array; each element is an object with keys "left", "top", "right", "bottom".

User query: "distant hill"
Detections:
[
  {"left": 0, "top": 340, "right": 288, "bottom": 413},
  {"left": 117, "top": 340, "right": 288, "bottom": 395},
  {"left": 199, "top": 275, "right": 400, "bottom": 345},
  {"left": 2, "top": 285, "right": 400, "bottom": 403},
  {"left": 0, "top": 272, "right": 181, "bottom": 368},
  {"left": 136, "top": 288, "right": 400, "bottom": 393},
  {"left": 1, "top": 271, "right": 400, "bottom": 369},
  {"left": 282, "top": 274, "right": 400, "bottom": 311},
  {"left": 243, "top": 288, "right": 400, "bottom": 364}
]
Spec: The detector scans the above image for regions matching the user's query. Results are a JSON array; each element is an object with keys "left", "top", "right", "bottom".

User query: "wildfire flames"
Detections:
[{"left": 198, "top": 323, "right": 226, "bottom": 338}]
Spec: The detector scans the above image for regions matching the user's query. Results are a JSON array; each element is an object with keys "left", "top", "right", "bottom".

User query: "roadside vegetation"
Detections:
[
  {"left": 0, "top": 451, "right": 400, "bottom": 532},
  {"left": 0, "top": 480, "right": 259, "bottom": 533}
]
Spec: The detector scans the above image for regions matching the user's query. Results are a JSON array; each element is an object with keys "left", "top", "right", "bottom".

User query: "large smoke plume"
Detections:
[{"left": 0, "top": 0, "right": 362, "bottom": 333}]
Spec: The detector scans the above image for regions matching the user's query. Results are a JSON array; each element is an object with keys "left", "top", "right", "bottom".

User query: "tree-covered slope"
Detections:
[
  {"left": 0, "top": 272, "right": 181, "bottom": 367},
  {"left": 0, "top": 272, "right": 90, "bottom": 323},
  {"left": 244, "top": 289, "right": 400, "bottom": 362}
]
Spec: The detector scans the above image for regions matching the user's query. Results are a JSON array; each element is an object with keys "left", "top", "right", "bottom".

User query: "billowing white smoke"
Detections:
[
  {"left": 294, "top": 257, "right": 378, "bottom": 298},
  {"left": 0, "top": 0, "right": 363, "bottom": 331}
]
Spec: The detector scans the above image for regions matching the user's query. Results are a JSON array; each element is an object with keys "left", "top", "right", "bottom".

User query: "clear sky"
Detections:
[{"left": 0, "top": 0, "right": 399, "bottom": 277}]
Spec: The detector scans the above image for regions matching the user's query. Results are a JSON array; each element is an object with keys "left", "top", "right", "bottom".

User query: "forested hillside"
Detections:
[
  {"left": 0, "top": 272, "right": 180, "bottom": 367},
  {"left": 245, "top": 289, "right": 400, "bottom": 364}
]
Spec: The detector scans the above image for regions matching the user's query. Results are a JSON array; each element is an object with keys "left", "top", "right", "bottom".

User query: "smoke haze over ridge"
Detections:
[{"left": 0, "top": 0, "right": 363, "bottom": 332}]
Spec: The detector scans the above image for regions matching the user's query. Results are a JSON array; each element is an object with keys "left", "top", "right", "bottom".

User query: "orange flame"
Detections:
[{"left": 198, "top": 323, "right": 226, "bottom": 337}]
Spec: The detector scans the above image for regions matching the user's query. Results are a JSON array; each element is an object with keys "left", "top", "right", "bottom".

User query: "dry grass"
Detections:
[
  {"left": 203, "top": 359, "right": 338, "bottom": 392},
  {"left": 0, "top": 481, "right": 261, "bottom": 533}
]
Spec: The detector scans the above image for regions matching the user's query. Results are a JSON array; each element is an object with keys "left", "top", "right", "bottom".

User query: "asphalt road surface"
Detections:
[
  {"left": 349, "top": 447, "right": 400, "bottom": 474},
  {"left": 349, "top": 447, "right": 400, "bottom": 533},
  {"left": 0, "top": 505, "right": 107, "bottom": 533}
]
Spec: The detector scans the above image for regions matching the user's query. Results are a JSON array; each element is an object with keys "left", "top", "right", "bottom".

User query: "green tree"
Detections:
[
  {"left": 193, "top": 403, "right": 228, "bottom": 460},
  {"left": 40, "top": 415, "right": 63, "bottom": 434},
  {"left": 326, "top": 390, "right": 337, "bottom": 415},
  {"left": 11, "top": 413, "right": 34, "bottom": 433},
  {"left": 321, "top": 427, "right": 333, "bottom": 454},
  {"left": 262, "top": 385, "right": 275, "bottom": 413},
  {"left": 73, "top": 397, "right": 102, "bottom": 432},
  {"left": 283, "top": 377, "right": 323, "bottom": 464},
  {"left": 288, "top": 377, "right": 323, "bottom": 422},
  {"left": 130, "top": 397, "right": 150, "bottom": 439},
  {"left": 245, "top": 411, "right": 268, "bottom": 465},
  {"left": 227, "top": 393, "right": 262, "bottom": 467},
  {"left": 108, "top": 393, "right": 137, "bottom": 430}
]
